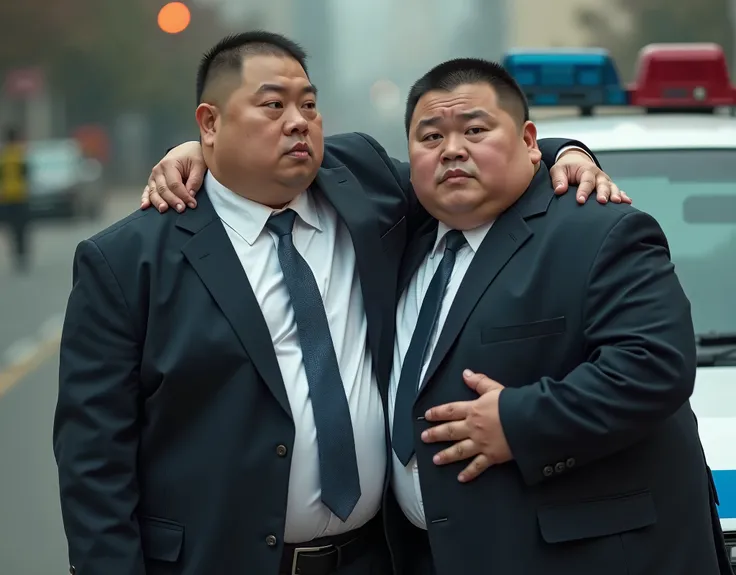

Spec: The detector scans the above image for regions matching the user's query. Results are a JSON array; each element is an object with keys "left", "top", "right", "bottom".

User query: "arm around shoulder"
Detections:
[
  {"left": 53, "top": 239, "right": 146, "bottom": 575},
  {"left": 538, "top": 138, "right": 602, "bottom": 169},
  {"left": 499, "top": 208, "right": 695, "bottom": 486},
  {"left": 352, "top": 132, "right": 432, "bottom": 234}
]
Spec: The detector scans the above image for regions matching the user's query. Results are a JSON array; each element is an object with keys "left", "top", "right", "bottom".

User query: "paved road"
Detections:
[{"left": 0, "top": 190, "right": 143, "bottom": 574}]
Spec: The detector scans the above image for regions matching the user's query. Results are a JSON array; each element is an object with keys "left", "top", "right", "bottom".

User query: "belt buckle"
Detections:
[{"left": 291, "top": 544, "right": 333, "bottom": 575}]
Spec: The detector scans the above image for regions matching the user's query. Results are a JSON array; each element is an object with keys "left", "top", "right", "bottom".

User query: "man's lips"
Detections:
[
  {"left": 286, "top": 142, "right": 310, "bottom": 155},
  {"left": 440, "top": 169, "right": 472, "bottom": 183}
]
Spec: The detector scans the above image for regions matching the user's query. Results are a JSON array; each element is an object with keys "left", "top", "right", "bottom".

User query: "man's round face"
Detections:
[
  {"left": 209, "top": 54, "right": 324, "bottom": 205},
  {"left": 408, "top": 82, "right": 541, "bottom": 229}
]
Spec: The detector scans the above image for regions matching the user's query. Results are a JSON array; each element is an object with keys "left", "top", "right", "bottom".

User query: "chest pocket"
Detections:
[{"left": 481, "top": 316, "right": 566, "bottom": 345}]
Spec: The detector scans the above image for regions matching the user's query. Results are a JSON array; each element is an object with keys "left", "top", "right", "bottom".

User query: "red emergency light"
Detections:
[{"left": 628, "top": 43, "right": 736, "bottom": 110}]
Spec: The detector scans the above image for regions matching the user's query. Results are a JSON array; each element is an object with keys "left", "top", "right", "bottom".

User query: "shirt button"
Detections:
[
  {"left": 266, "top": 534, "right": 278, "bottom": 546},
  {"left": 276, "top": 444, "right": 288, "bottom": 457}
]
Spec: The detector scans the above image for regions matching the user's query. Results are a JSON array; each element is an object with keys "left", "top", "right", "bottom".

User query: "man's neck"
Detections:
[{"left": 205, "top": 166, "right": 296, "bottom": 210}]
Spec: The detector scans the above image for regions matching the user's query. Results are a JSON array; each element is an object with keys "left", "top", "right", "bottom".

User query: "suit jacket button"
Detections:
[
  {"left": 266, "top": 534, "right": 278, "bottom": 546},
  {"left": 276, "top": 444, "right": 288, "bottom": 457},
  {"left": 555, "top": 462, "right": 565, "bottom": 473},
  {"left": 69, "top": 567, "right": 76, "bottom": 575},
  {"left": 566, "top": 457, "right": 576, "bottom": 468},
  {"left": 543, "top": 465, "right": 554, "bottom": 477}
]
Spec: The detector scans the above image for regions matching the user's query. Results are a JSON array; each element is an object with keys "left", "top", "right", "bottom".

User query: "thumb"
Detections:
[
  {"left": 185, "top": 163, "right": 205, "bottom": 197},
  {"left": 463, "top": 369, "right": 503, "bottom": 395},
  {"left": 549, "top": 165, "right": 568, "bottom": 194}
]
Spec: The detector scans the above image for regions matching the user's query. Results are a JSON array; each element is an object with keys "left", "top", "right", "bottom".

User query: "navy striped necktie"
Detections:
[
  {"left": 266, "top": 209, "right": 361, "bottom": 521},
  {"left": 392, "top": 229, "right": 467, "bottom": 466}
]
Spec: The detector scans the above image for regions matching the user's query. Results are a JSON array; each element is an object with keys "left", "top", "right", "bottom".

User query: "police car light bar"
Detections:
[
  {"left": 628, "top": 43, "right": 736, "bottom": 110},
  {"left": 502, "top": 48, "right": 628, "bottom": 114}
]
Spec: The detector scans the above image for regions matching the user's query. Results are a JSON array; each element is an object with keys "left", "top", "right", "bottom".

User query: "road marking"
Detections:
[{"left": 0, "top": 313, "right": 64, "bottom": 398}]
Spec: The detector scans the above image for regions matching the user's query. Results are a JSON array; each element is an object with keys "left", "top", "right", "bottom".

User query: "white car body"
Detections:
[{"left": 537, "top": 111, "right": 736, "bottom": 537}]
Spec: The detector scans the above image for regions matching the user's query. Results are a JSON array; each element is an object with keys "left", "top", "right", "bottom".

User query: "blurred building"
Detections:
[{"left": 509, "top": 0, "right": 623, "bottom": 48}]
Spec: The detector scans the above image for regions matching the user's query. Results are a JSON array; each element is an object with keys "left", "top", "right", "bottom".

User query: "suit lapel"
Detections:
[
  {"left": 177, "top": 188, "right": 291, "bottom": 417},
  {"left": 417, "top": 165, "right": 556, "bottom": 395},
  {"left": 314, "top": 166, "right": 385, "bottom": 381},
  {"left": 397, "top": 220, "right": 437, "bottom": 298}
]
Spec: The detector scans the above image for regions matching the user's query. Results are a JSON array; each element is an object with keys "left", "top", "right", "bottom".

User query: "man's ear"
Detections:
[
  {"left": 522, "top": 120, "right": 542, "bottom": 164},
  {"left": 196, "top": 103, "right": 219, "bottom": 147}
]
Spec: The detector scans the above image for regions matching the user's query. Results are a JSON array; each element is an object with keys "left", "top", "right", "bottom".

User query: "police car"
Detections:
[{"left": 503, "top": 43, "right": 736, "bottom": 564}]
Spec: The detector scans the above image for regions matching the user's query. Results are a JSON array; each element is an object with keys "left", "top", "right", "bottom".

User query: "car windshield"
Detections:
[{"left": 595, "top": 149, "right": 736, "bottom": 338}]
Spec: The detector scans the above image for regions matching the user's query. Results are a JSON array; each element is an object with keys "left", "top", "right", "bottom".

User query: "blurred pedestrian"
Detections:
[{"left": 0, "top": 126, "right": 31, "bottom": 271}]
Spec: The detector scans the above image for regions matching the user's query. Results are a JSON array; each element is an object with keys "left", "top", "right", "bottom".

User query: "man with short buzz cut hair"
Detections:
[
  {"left": 402, "top": 57, "right": 530, "bottom": 135},
  {"left": 195, "top": 31, "right": 310, "bottom": 104},
  {"left": 385, "top": 56, "right": 730, "bottom": 575},
  {"left": 56, "top": 30, "right": 394, "bottom": 575}
]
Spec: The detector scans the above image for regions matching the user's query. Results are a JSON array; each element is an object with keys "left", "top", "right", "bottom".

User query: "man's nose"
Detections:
[
  {"left": 441, "top": 134, "right": 468, "bottom": 162},
  {"left": 283, "top": 106, "right": 309, "bottom": 135}
]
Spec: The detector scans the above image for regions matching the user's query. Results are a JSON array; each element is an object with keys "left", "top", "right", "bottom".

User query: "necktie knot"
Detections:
[
  {"left": 444, "top": 230, "right": 467, "bottom": 253},
  {"left": 266, "top": 209, "right": 297, "bottom": 237}
]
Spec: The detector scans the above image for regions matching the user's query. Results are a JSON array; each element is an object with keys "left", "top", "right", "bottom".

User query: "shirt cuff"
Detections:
[{"left": 555, "top": 145, "right": 593, "bottom": 162}]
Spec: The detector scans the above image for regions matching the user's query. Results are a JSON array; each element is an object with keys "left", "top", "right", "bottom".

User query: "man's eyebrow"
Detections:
[
  {"left": 416, "top": 109, "right": 492, "bottom": 130},
  {"left": 255, "top": 83, "right": 318, "bottom": 96}
]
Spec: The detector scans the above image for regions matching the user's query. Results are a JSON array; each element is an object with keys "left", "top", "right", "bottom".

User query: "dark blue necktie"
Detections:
[
  {"left": 266, "top": 209, "right": 361, "bottom": 522},
  {"left": 392, "top": 229, "right": 467, "bottom": 466}
]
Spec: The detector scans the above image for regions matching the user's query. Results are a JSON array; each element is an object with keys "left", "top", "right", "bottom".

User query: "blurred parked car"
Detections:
[{"left": 26, "top": 138, "right": 104, "bottom": 220}]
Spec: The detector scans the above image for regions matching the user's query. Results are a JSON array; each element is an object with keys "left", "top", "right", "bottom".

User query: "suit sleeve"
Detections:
[
  {"left": 498, "top": 210, "right": 696, "bottom": 486},
  {"left": 53, "top": 239, "right": 145, "bottom": 575},
  {"left": 538, "top": 138, "right": 601, "bottom": 169}
]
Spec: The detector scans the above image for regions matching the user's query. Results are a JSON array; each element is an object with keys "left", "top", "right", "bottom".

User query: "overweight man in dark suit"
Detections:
[
  {"left": 386, "top": 57, "right": 730, "bottom": 575},
  {"left": 53, "top": 32, "right": 624, "bottom": 575}
]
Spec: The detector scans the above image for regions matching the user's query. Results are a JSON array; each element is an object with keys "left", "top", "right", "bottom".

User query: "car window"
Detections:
[{"left": 595, "top": 149, "right": 736, "bottom": 336}]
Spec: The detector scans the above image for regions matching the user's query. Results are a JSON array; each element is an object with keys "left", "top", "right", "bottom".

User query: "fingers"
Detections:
[
  {"left": 146, "top": 172, "right": 167, "bottom": 213},
  {"left": 141, "top": 186, "right": 152, "bottom": 210},
  {"left": 424, "top": 401, "right": 470, "bottom": 423},
  {"left": 549, "top": 165, "right": 568, "bottom": 196},
  {"left": 421, "top": 420, "right": 469, "bottom": 444},
  {"left": 432, "top": 439, "right": 478, "bottom": 466},
  {"left": 462, "top": 370, "right": 503, "bottom": 395},
  {"left": 592, "top": 172, "right": 613, "bottom": 204},
  {"left": 552, "top": 159, "right": 632, "bottom": 206},
  {"left": 184, "top": 163, "right": 206, "bottom": 199},
  {"left": 610, "top": 183, "right": 632, "bottom": 204},
  {"left": 152, "top": 168, "right": 185, "bottom": 213},
  {"left": 458, "top": 453, "right": 492, "bottom": 483},
  {"left": 576, "top": 169, "right": 597, "bottom": 204},
  {"left": 162, "top": 163, "right": 197, "bottom": 211}
]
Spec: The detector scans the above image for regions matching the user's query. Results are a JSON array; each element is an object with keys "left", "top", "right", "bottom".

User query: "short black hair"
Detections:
[
  {"left": 404, "top": 57, "right": 529, "bottom": 136},
  {"left": 196, "top": 30, "right": 309, "bottom": 104}
]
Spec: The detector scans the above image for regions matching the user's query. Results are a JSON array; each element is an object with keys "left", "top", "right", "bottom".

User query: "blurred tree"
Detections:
[
  {"left": 578, "top": 0, "right": 735, "bottom": 80},
  {"left": 0, "top": 0, "right": 225, "bottom": 130}
]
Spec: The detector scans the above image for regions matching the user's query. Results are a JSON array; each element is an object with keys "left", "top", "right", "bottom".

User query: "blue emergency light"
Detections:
[
  {"left": 502, "top": 44, "right": 736, "bottom": 114},
  {"left": 502, "top": 48, "right": 628, "bottom": 113}
]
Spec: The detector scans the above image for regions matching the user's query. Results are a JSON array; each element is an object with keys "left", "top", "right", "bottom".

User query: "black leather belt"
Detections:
[{"left": 279, "top": 519, "right": 378, "bottom": 575}]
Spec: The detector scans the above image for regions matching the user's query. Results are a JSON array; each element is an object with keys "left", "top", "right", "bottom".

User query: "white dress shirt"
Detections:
[
  {"left": 206, "top": 172, "right": 386, "bottom": 543},
  {"left": 388, "top": 221, "right": 494, "bottom": 530}
]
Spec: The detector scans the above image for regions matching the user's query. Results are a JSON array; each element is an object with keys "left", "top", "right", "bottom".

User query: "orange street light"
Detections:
[{"left": 158, "top": 2, "right": 191, "bottom": 34}]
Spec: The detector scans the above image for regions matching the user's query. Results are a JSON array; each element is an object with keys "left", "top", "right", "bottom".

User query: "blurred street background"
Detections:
[{"left": 0, "top": 0, "right": 734, "bottom": 573}]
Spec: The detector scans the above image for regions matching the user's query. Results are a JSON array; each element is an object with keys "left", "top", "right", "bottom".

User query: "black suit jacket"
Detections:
[
  {"left": 385, "top": 164, "right": 730, "bottom": 575},
  {"left": 52, "top": 134, "right": 592, "bottom": 575}
]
